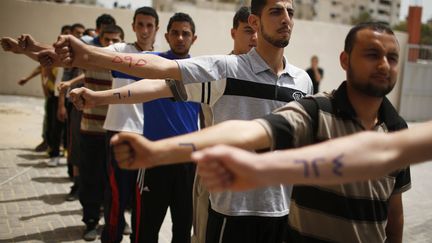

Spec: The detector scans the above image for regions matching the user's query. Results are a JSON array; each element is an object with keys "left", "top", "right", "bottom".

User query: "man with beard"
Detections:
[
  {"left": 46, "top": 0, "right": 312, "bottom": 242},
  {"left": 67, "top": 7, "right": 258, "bottom": 243},
  {"left": 111, "top": 21, "right": 410, "bottom": 242},
  {"left": 134, "top": 12, "right": 200, "bottom": 243}
]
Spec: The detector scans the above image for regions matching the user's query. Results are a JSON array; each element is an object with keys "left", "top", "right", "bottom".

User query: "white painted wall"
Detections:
[{"left": 0, "top": 0, "right": 408, "bottom": 108}]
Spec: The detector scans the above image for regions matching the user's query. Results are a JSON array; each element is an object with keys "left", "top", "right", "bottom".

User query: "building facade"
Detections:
[{"left": 294, "top": 0, "right": 401, "bottom": 26}]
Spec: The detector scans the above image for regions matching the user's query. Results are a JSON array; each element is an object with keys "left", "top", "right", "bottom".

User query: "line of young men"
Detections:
[
  {"left": 1, "top": 16, "right": 126, "bottom": 241},
  {"left": 8, "top": 24, "right": 81, "bottom": 171},
  {"left": 58, "top": 16, "right": 118, "bottom": 204},
  {"left": 16, "top": 24, "right": 72, "bottom": 155},
  {"left": 43, "top": 0, "right": 413, "bottom": 243},
  {"left": 2, "top": 6, "right": 227, "bottom": 243},
  {"left": 48, "top": 1, "right": 312, "bottom": 242},
  {"left": 69, "top": 6, "right": 259, "bottom": 243}
]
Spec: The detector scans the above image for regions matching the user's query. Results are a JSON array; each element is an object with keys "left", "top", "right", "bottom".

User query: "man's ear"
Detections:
[
  {"left": 248, "top": 14, "right": 259, "bottom": 33},
  {"left": 340, "top": 51, "right": 349, "bottom": 71},
  {"left": 231, "top": 28, "right": 236, "bottom": 40},
  {"left": 164, "top": 32, "right": 169, "bottom": 43},
  {"left": 192, "top": 35, "right": 197, "bottom": 45}
]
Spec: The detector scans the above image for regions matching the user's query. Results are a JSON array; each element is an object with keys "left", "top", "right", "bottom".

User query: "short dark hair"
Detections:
[
  {"left": 251, "top": 0, "right": 295, "bottom": 16},
  {"left": 61, "top": 25, "right": 71, "bottom": 34},
  {"left": 233, "top": 6, "right": 251, "bottom": 29},
  {"left": 133, "top": 6, "right": 159, "bottom": 27},
  {"left": 96, "top": 14, "right": 116, "bottom": 29},
  {"left": 251, "top": 0, "right": 266, "bottom": 16},
  {"left": 167, "top": 12, "right": 196, "bottom": 34},
  {"left": 344, "top": 22, "right": 395, "bottom": 54},
  {"left": 84, "top": 28, "right": 95, "bottom": 36},
  {"left": 71, "top": 23, "right": 85, "bottom": 31},
  {"left": 100, "top": 25, "right": 124, "bottom": 40}
]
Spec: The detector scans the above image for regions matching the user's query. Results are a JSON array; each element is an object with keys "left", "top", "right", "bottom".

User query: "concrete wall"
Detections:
[{"left": 0, "top": 0, "right": 408, "bottom": 108}]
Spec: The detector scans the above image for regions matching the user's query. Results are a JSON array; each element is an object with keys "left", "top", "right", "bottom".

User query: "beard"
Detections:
[
  {"left": 260, "top": 22, "right": 289, "bottom": 48},
  {"left": 347, "top": 64, "right": 395, "bottom": 97}
]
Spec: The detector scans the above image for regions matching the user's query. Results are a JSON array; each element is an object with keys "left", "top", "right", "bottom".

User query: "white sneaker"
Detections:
[{"left": 47, "top": 157, "right": 60, "bottom": 167}]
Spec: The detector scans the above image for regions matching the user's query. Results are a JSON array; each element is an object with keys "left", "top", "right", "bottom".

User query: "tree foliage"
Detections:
[
  {"left": 393, "top": 19, "right": 432, "bottom": 45},
  {"left": 351, "top": 11, "right": 374, "bottom": 25}
]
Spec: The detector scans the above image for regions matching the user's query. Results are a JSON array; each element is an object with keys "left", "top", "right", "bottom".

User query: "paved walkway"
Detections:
[
  {"left": 0, "top": 95, "right": 172, "bottom": 242},
  {"left": 0, "top": 95, "right": 431, "bottom": 242}
]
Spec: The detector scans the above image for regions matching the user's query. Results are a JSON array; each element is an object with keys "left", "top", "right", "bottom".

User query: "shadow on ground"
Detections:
[
  {"left": 20, "top": 209, "right": 82, "bottom": 221},
  {"left": 1, "top": 225, "right": 84, "bottom": 242},
  {"left": 0, "top": 193, "right": 69, "bottom": 205},
  {"left": 15, "top": 161, "right": 51, "bottom": 169},
  {"left": 17, "top": 153, "right": 48, "bottom": 161},
  {"left": 32, "top": 176, "right": 71, "bottom": 184}
]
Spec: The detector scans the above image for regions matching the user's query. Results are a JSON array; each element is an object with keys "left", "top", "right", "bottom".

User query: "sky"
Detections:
[{"left": 97, "top": 0, "right": 432, "bottom": 23}]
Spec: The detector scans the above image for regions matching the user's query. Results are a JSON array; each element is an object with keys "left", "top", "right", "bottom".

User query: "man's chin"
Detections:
[{"left": 172, "top": 50, "right": 188, "bottom": 56}]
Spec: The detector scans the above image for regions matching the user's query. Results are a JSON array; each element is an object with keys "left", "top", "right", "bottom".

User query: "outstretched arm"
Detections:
[
  {"left": 1, "top": 36, "right": 41, "bottom": 61},
  {"left": 57, "top": 73, "right": 85, "bottom": 95},
  {"left": 110, "top": 120, "right": 271, "bottom": 169},
  {"left": 69, "top": 79, "right": 173, "bottom": 110},
  {"left": 53, "top": 35, "right": 181, "bottom": 79},
  {"left": 194, "top": 121, "right": 432, "bottom": 191},
  {"left": 18, "top": 65, "right": 42, "bottom": 85}
]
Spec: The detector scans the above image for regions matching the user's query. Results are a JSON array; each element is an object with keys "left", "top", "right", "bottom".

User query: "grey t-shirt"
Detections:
[{"left": 174, "top": 48, "right": 313, "bottom": 217}]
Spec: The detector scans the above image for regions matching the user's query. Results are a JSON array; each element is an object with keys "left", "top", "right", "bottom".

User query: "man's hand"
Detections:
[
  {"left": 17, "top": 34, "right": 44, "bottom": 53},
  {"left": 110, "top": 132, "right": 160, "bottom": 169},
  {"left": 18, "top": 78, "right": 29, "bottom": 85},
  {"left": 1, "top": 37, "right": 23, "bottom": 53},
  {"left": 54, "top": 35, "right": 90, "bottom": 67},
  {"left": 37, "top": 49, "right": 66, "bottom": 68},
  {"left": 70, "top": 87, "right": 98, "bottom": 110},
  {"left": 193, "top": 145, "right": 264, "bottom": 192},
  {"left": 57, "top": 104, "right": 67, "bottom": 122},
  {"left": 57, "top": 81, "right": 71, "bottom": 94}
]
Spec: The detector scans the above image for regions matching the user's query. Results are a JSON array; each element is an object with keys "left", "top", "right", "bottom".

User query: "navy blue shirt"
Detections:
[{"left": 143, "top": 51, "right": 200, "bottom": 140}]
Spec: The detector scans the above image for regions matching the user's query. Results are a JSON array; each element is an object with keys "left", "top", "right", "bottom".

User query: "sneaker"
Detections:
[
  {"left": 83, "top": 223, "right": 98, "bottom": 241},
  {"left": 66, "top": 185, "right": 79, "bottom": 201},
  {"left": 123, "top": 223, "right": 132, "bottom": 235},
  {"left": 34, "top": 140, "right": 48, "bottom": 152},
  {"left": 47, "top": 157, "right": 60, "bottom": 167}
]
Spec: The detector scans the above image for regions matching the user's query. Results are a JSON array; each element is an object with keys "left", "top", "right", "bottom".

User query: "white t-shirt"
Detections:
[{"left": 103, "top": 43, "right": 144, "bottom": 134}]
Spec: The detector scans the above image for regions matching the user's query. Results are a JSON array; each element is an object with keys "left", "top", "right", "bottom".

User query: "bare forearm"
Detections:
[
  {"left": 68, "top": 74, "right": 85, "bottom": 86},
  {"left": 155, "top": 120, "right": 271, "bottom": 165},
  {"left": 84, "top": 47, "right": 182, "bottom": 80},
  {"left": 257, "top": 122, "right": 432, "bottom": 186},
  {"left": 28, "top": 41, "right": 52, "bottom": 52},
  {"left": 313, "top": 69, "right": 322, "bottom": 82},
  {"left": 58, "top": 92, "right": 65, "bottom": 106},
  {"left": 95, "top": 79, "right": 172, "bottom": 106},
  {"left": 385, "top": 194, "right": 404, "bottom": 243},
  {"left": 394, "top": 122, "right": 432, "bottom": 167},
  {"left": 25, "top": 66, "right": 42, "bottom": 80},
  {"left": 23, "top": 51, "right": 42, "bottom": 62}
]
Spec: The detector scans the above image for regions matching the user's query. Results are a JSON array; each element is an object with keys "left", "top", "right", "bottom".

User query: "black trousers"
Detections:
[
  {"left": 135, "top": 163, "right": 196, "bottom": 243},
  {"left": 206, "top": 208, "right": 288, "bottom": 243},
  {"left": 46, "top": 96, "right": 64, "bottom": 157},
  {"left": 79, "top": 133, "right": 106, "bottom": 225},
  {"left": 102, "top": 131, "right": 137, "bottom": 243}
]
